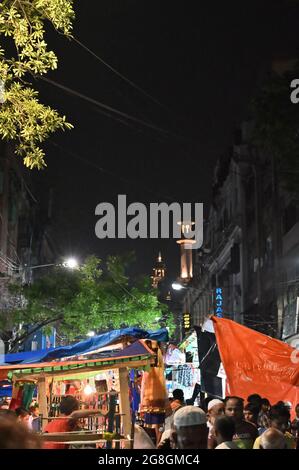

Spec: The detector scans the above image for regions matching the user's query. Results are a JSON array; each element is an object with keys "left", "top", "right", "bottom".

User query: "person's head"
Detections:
[
  {"left": 214, "top": 416, "right": 236, "bottom": 445},
  {"left": 173, "top": 406, "right": 208, "bottom": 449},
  {"left": 225, "top": 397, "right": 244, "bottom": 424},
  {"left": 203, "top": 396, "right": 214, "bottom": 413},
  {"left": 283, "top": 401, "right": 292, "bottom": 413},
  {"left": 207, "top": 399, "right": 225, "bottom": 425},
  {"left": 0, "top": 415, "right": 41, "bottom": 449},
  {"left": 244, "top": 403, "right": 260, "bottom": 425},
  {"left": 259, "top": 428, "right": 287, "bottom": 449},
  {"left": 29, "top": 404, "right": 39, "bottom": 417},
  {"left": 0, "top": 401, "right": 9, "bottom": 410},
  {"left": 172, "top": 389, "right": 184, "bottom": 403},
  {"left": 276, "top": 401, "right": 284, "bottom": 407},
  {"left": 261, "top": 398, "right": 271, "bottom": 413},
  {"left": 295, "top": 404, "right": 299, "bottom": 419},
  {"left": 15, "top": 407, "right": 30, "bottom": 426},
  {"left": 269, "top": 405, "right": 290, "bottom": 434},
  {"left": 59, "top": 396, "right": 79, "bottom": 416},
  {"left": 247, "top": 394, "right": 262, "bottom": 404},
  {"left": 247, "top": 394, "right": 262, "bottom": 411}
]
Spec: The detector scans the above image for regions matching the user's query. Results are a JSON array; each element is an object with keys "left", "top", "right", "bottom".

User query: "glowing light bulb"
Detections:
[{"left": 83, "top": 383, "right": 93, "bottom": 396}]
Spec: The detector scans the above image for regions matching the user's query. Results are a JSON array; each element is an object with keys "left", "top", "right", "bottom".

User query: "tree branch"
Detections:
[{"left": 9, "top": 315, "right": 62, "bottom": 351}]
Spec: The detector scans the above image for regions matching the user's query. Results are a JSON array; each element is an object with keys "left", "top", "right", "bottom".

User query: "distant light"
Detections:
[
  {"left": 63, "top": 258, "right": 78, "bottom": 269},
  {"left": 172, "top": 282, "right": 185, "bottom": 291},
  {"left": 83, "top": 383, "right": 93, "bottom": 396},
  {"left": 87, "top": 331, "right": 95, "bottom": 337}
]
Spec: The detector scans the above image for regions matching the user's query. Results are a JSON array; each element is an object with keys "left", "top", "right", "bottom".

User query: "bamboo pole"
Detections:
[
  {"left": 118, "top": 368, "right": 131, "bottom": 449},
  {"left": 37, "top": 375, "right": 48, "bottom": 431}
]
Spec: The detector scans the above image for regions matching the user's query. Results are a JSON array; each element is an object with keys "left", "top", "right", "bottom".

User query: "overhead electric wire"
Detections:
[
  {"left": 40, "top": 76, "right": 189, "bottom": 144},
  {"left": 50, "top": 140, "right": 176, "bottom": 202},
  {"left": 72, "top": 36, "right": 172, "bottom": 114}
]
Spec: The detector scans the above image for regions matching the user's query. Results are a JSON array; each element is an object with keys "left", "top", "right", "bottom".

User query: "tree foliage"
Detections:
[
  {"left": 251, "top": 61, "right": 299, "bottom": 195},
  {"left": 0, "top": 0, "right": 75, "bottom": 169},
  {"left": 7, "top": 255, "right": 174, "bottom": 350}
]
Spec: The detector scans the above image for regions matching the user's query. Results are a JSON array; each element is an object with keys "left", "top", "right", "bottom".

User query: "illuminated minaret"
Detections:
[
  {"left": 151, "top": 252, "right": 166, "bottom": 288},
  {"left": 177, "top": 221, "right": 196, "bottom": 283}
]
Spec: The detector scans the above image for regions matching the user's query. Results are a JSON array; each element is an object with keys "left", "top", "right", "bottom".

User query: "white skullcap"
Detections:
[
  {"left": 207, "top": 399, "right": 224, "bottom": 411},
  {"left": 174, "top": 406, "right": 207, "bottom": 428}
]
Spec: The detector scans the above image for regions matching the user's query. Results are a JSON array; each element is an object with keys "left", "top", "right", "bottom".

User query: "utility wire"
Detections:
[
  {"left": 72, "top": 36, "right": 172, "bottom": 114},
  {"left": 50, "top": 140, "right": 176, "bottom": 202},
  {"left": 40, "top": 76, "right": 189, "bottom": 144}
]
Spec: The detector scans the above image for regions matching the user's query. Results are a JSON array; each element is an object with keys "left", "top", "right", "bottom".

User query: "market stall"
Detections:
[
  {"left": 164, "top": 332, "right": 201, "bottom": 400},
  {"left": 0, "top": 338, "right": 161, "bottom": 448}
]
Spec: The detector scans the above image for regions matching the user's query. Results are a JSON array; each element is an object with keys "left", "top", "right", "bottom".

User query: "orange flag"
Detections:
[{"left": 212, "top": 316, "right": 299, "bottom": 418}]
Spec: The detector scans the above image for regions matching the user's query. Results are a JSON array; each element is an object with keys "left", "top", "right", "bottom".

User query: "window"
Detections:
[{"left": 283, "top": 202, "right": 299, "bottom": 234}]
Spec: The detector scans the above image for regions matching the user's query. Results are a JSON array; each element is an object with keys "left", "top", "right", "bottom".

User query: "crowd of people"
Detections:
[
  {"left": 0, "top": 392, "right": 299, "bottom": 449},
  {"left": 151, "top": 392, "right": 299, "bottom": 450}
]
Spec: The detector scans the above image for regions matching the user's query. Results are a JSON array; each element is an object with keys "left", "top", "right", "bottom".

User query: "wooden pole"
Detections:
[
  {"left": 38, "top": 375, "right": 48, "bottom": 431},
  {"left": 118, "top": 368, "right": 131, "bottom": 449}
]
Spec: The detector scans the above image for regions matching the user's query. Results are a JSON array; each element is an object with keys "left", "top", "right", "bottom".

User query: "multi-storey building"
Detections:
[{"left": 185, "top": 118, "right": 299, "bottom": 341}]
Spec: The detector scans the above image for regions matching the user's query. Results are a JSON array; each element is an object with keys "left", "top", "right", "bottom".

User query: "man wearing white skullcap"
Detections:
[
  {"left": 207, "top": 399, "right": 225, "bottom": 449},
  {"left": 173, "top": 406, "right": 208, "bottom": 449}
]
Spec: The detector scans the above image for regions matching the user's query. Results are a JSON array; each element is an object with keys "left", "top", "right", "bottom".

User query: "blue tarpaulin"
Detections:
[{"left": 1, "top": 327, "right": 168, "bottom": 366}]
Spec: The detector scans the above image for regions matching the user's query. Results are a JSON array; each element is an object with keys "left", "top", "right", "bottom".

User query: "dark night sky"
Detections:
[{"left": 31, "top": 0, "right": 299, "bottom": 280}]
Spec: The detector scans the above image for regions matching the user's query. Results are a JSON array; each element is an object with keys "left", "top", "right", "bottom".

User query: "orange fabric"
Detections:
[
  {"left": 212, "top": 316, "right": 299, "bottom": 419},
  {"left": 43, "top": 418, "right": 74, "bottom": 449},
  {"left": 140, "top": 346, "right": 168, "bottom": 413}
]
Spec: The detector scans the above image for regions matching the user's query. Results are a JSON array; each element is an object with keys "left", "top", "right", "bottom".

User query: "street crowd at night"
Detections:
[
  {"left": 0, "top": 385, "right": 299, "bottom": 449},
  {"left": 1, "top": 0, "right": 299, "bottom": 459}
]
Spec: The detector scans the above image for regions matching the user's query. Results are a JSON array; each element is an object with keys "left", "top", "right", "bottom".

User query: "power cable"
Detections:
[
  {"left": 50, "top": 140, "right": 176, "bottom": 202},
  {"left": 40, "top": 76, "right": 190, "bottom": 144},
  {"left": 72, "top": 36, "right": 172, "bottom": 115}
]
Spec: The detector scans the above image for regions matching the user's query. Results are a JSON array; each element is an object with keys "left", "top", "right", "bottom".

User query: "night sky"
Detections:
[{"left": 32, "top": 0, "right": 299, "bottom": 280}]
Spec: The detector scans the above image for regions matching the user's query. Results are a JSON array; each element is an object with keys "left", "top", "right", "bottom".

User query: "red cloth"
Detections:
[
  {"left": 43, "top": 418, "right": 75, "bottom": 449},
  {"left": 212, "top": 316, "right": 299, "bottom": 419},
  {"left": 9, "top": 386, "right": 23, "bottom": 410}
]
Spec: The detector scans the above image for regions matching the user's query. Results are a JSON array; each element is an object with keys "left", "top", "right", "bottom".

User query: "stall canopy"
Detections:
[
  {"left": 1, "top": 327, "right": 168, "bottom": 366},
  {"left": 0, "top": 340, "right": 156, "bottom": 381},
  {"left": 212, "top": 316, "right": 299, "bottom": 417}
]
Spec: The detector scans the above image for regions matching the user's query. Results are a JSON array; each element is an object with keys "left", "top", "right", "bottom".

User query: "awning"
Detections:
[
  {"left": 0, "top": 340, "right": 156, "bottom": 381},
  {"left": 1, "top": 327, "right": 168, "bottom": 366}
]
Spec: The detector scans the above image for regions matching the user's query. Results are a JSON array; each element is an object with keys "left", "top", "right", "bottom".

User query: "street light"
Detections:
[
  {"left": 86, "top": 331, "right": 95, "bottom": 337},
  {"left": 172, "top": 282, "right": 186, "bottom": 291},
  {"left": 27, "top": 257, "right": 79, "bottom": 270},
  {"left": 62, "top": 258, "right": 78, "bottom": 270}
]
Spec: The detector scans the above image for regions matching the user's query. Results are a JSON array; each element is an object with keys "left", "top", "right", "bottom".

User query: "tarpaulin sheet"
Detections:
[
  {"left": 0, "top": 340, "right": 155, "bottom": 378},
  {"left": 212, "top": 316, "right": 299, "bottom": 417},
  {"left": 1, "top": 327, "right": 168, "bottom": 365}
]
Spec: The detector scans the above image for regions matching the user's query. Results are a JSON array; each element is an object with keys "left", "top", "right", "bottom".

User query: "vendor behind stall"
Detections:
[{"left": 44, "top": 395, "right": 107, "bottom": 449}]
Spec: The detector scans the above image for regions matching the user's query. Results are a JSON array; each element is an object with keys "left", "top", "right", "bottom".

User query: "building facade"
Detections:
[
  {"left": 0, "top": 142, "right": 57, "bottom": 350},
  {"left": 182, "top": 119, "right": 299, "bottom": 341}
]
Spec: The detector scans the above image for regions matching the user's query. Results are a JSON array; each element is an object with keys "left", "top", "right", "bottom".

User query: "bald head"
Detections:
[{"left": 260, "top": 428, "right": 287, "bottom": 449}]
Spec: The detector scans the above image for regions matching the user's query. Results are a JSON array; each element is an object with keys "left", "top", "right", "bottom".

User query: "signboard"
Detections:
[
  {"left": 215, "top": 287, "right": 223, "bottom": 317},
  {"left": 183, "top": 312, "right": 191, "bottom": 333}
]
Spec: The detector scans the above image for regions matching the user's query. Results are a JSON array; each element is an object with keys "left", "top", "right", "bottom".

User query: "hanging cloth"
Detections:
[
  {"left": 22, "top": 382, "right": 36, "bottom": 409},
  {"left": 140, "top": 344, "right": 168, "bottom": 422}
]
